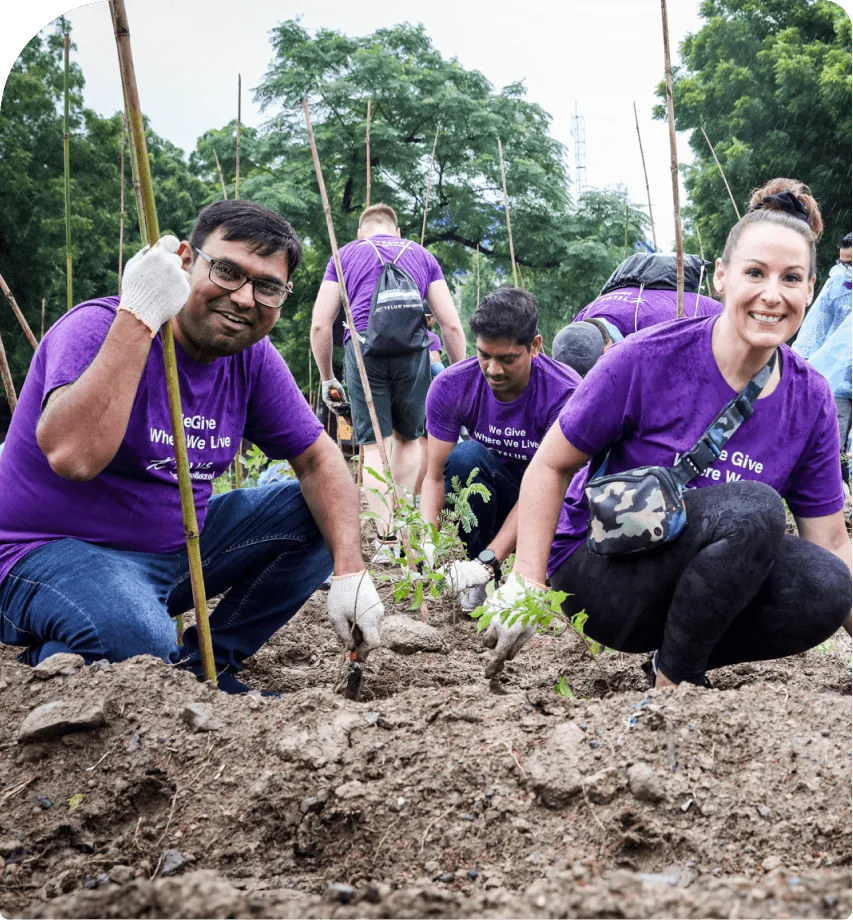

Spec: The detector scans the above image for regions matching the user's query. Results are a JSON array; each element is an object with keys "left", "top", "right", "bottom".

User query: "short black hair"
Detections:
[
  {"left": 839, "top": 232, "right": 852, "bottom": 249},
  {"left": 469, "top": 288, "right": 539, "bottom": 347},
  {"left": 189, "top": 200, "right": 303, "bottom": 276}
]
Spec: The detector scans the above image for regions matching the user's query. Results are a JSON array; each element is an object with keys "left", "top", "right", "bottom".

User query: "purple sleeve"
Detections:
[
  {"left": 783, "top": 381, "right": 845, "bottom": 517},
  {"left": 42, "top": 305, "right": 117, "bottom": 404},
  {"left": 322, "top": 255, "right": 338, "bottom": 283},
  {"left": 425, "top": 372, "right": 462, "bottom": 442},
  {"left": 426, "top": 330, "right": 442, "bottom": 352},
  {"left": 424, "top": 249, "right": 445, "bottom": 285},
  {"left": 244, "top": 341, "right": 323, "bottom": 460},
  {"left": 558, "top": 345, "right": 635, "bottom": 456},
  {"left": 545, "top": 378, "right": 579, "bottom": 432}
]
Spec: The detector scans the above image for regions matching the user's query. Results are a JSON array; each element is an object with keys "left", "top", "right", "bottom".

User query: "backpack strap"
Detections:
[
  {"left": 363, "top": 238, "right": 386, "bottom": 265},
  {"left": 391, "top": 240, "right": 414, "bottom": 264},
  {"left": 671, "top": 349, "right": 778, "bottom": 486}
]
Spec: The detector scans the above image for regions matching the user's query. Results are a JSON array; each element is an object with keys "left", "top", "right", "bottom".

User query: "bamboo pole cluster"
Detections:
[
  {"left": 498, "top": 139, "right": 522, "bottom": 290},
  {"left": 633, "top": 101, "right": 657, "bottom": 251},
  {"left": 109, "top": 0, "right": 216, "bottom": 685}
]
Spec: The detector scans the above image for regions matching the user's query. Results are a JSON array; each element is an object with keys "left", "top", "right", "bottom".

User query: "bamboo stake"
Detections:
[
  {"left": 701, "top": 127, "right": 741, "bottom": 220},
  {"left": 63, "top": 32, "right": 73, "bottom": 312},
  {"left": 0, "top": 273, "right": 38, "bottom": 351},
  {"left": 234, "top": 446, "right": 243, "bottom": 488},
  {"left": 694, "top": 224, "right": 714, "bottom": 298},
  {"left": 660, "top": 0, "right": 685, "bottom": 318},
  {"left": 118, "top": 116, "right": 126, "bottom": 293},
  {"left": 41, "top": 298, "right": 46, "bottom": 340},
  {"left": 235, "top": 74, "right": 241, "bottom": 201},
  {"left": 0, "top": 330, "right": 16, "bottom": 414},
  {"left": 476, "top": 244, "right": 480, "bottom": 305},
  {"left": 633, "top": 100, "right": 658, "bottom": 251},
  {"left": 303, "top": 98, "right": 427, "bottom": 618},
  {"left": 420, "top": 127, "right": 439, "bottom": 247},
  {"left": 213, "top": 149, "right": 228, "bottom": 199},
  {"left": 365, "top": 100, "right": 372, "bottom": 208},
  {"left": 497, "top": 138, "right": 520, "bottom": 289},
  {"left": 109, "top": 0, "right": 216, "bottom": 684}
]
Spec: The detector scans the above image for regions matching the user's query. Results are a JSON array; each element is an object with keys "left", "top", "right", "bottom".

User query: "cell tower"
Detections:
[{"left": 572, "top": 101, "right": 587, "bottom": 198}]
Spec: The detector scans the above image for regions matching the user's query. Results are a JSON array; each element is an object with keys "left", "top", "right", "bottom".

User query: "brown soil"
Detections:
[{"left": 0, "top": 586, "right": 850, "bottom": 919}]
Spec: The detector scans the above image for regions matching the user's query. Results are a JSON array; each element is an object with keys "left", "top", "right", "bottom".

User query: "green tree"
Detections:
[{"left": 656, "top": 0, "right": 851, "bottom": 277}]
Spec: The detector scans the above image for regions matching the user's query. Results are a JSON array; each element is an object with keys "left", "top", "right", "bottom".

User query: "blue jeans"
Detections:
[
  {"left": 0, "top": 481, "right": 332, "bottom": 687},
  {"left": 444, "top": 440, "right": 523, "bottom": 558}
]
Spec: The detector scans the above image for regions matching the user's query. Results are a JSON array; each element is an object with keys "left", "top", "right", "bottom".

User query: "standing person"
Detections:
[
  {"left": 415, "top": 302, "right": 446, "bottom": 496},
  {"left": 552, "top": 252, "right": 721, "bottom": 376},
  {"left": 421, "top": 289, "right": 581, "bottom": 610},
  {"left": 480, "top": 179, "right": 851, "bottom": 681},
  {"left": 0, "top": 200, "right": 384, "bottom": 693},
  {"left": 311, "top": 204, "right": 466, "bottom": 560}
]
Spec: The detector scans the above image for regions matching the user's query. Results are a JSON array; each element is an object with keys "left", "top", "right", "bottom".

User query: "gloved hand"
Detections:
[
  {"left": 440, "top": 559, "right": 493, "bottom": 594},
  {"left": 321, "top": 378, "right": 348, "bottom": 414},
  {"left": 481, "top": 573, "right": 546, "bottom": 678},
  {"left": 118, "top": 235, "right": 190, "bottom": 335},
  {"left": 327, "top": 569, "right": 384, "bottom": 660},
  {"left": 421, "top": 539, "right": 436, "bottom": 569}
]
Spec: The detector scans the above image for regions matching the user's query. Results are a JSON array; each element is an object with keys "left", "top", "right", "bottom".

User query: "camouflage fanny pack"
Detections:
[{"left": 585, "top": 351, "right": 777, "bottom": 556}]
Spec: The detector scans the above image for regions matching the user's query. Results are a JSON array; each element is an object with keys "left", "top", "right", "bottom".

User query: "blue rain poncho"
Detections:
[{"left": 793, "top": 264, "right": 852, "bottom": 374}]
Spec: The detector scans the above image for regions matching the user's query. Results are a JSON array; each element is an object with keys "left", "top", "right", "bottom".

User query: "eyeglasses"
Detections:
[{"left": 193, "top": 247, "right": 293, "bottom": 308}]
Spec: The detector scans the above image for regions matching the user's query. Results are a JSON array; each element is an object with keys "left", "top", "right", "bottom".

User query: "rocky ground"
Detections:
[{"left": 0, "top": 584, "right": 850, "bottom": 919}]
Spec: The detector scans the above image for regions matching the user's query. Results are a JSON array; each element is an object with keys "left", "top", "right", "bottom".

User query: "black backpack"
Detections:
[{"left": 360, "top": 239, "right": 430, "bottom": 358}]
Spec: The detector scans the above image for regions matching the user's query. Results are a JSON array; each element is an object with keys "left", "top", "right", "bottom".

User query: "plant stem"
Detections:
[
  {"left": 235, "top": 74, "right": 241, "bottom": 201},
  {"left": 365, "top": 99, "right": 371, "bottom": 208},
  {"left": 63, "top": 32, "right": 73, "bottom": 312},
  {"left": 110, "top": 0, "right": 215, "bottom": 683},
  {"left": 0, "top": 329, "right": 17, "bottom": 414},
  {"left": 498, "top": 138, "right": 520, "bottom": 289},
  {"left": 420, "top": 127, "right": 439, "bottom": 247},
  {"left": 213, "top": 149, "right": 228, "bottom": 199},
  {"left": 633, "top": 100, "right": 657, "bottom": 251},
  {"left": 660, "top": 0, "right": 684, "bottom": 318},
  {"left": 701, "top": 127, "right": 741, "bottom": 220},
  {"left": 0, "top": 273, "right": 38, "bottom": 350},
  {"left": 118, "top": 116, "right": 126, "bottom": 293}
]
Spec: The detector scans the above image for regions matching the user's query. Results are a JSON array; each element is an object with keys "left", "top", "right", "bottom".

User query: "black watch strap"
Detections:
[{"left": 477, "top": 550, "right": 501, "bottom": 585}]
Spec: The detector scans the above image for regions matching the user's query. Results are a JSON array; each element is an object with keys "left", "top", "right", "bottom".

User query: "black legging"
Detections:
[{"left": 550, "top": 480, "right": 851, "bottom": 685}]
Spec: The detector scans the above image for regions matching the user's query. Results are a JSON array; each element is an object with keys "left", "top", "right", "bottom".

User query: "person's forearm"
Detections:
[
  {"left": 420, "top": 475, "right": 446, "bottom": 529},
  {"left": 512, "top": 462, "right": 571, "bottom": 584},
  {"left": 442, "top": 325, "right": 466, "bottom": 364},
  {"left": 298, "top": 443, "right": 365, "bottom": 575},
  {"left": 310, "top": 323, "right": 335, "bottom": 380},
  {"left": 488, "top": 503, "right": 519, "bottom": 564},
  {"left": 830, "top": 538, "right": 852, "bottom": 634},
  {"left": 36, "top": 311, "right": 153, "bottom": 480}
]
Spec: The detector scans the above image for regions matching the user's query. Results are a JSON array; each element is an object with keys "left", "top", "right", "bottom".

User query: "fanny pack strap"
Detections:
[{"left": 671, "top": 349, "right": 778, "bottom": 487}]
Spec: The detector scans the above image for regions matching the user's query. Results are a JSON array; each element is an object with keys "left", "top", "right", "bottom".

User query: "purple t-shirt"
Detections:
[
  {"left": 426, "top": 330, "right": 442, "bottom": 354},
  {"left": 427, "top": 355, "right": 581, "bottom": 476},
  {"left": 0, "top": 297, "right": 323, "bottom": 584},
  {"left": 323, "top": 235, "right": 444, "bottom": 339},
  {"left": 574, "top": 287, "right": 721, "bottom": 338},
  {"left": 548, "top": 316, "right": 843, "bottom": 575}
]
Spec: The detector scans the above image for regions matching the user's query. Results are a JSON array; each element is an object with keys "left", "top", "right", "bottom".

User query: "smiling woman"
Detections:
[{"left": 478, "top": 177, "right": 852, "bottom": 685}]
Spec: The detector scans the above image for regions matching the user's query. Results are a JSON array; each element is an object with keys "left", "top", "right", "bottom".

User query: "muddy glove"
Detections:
[
  {"left": 321, "top": 378, "right": 348, "bottom": 414},
  {"left": 327, "top": 569, "right": 384, "bottom": 660},
  {"left": 482, "top": 573, "right": 546, "bottom": 678},
  {"left": 118, "top": 235, "right": 190, "bottom": 335},
  {"left": 440, "top": 559, "right": 493, "bottom": 594}
]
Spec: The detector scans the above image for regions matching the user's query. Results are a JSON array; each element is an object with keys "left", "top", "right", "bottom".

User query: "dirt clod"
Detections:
[
  {"left": 17, "top": 698, "right": 107, "bottom": 744},
  {"left": 627, "top": 761, "right": 666, "bottom": 802},
  {"left": 32, "top": 653, "right": 86, "bottom": 680},
  {"left": 380, "top": 614, "right": 446, "bottom": 654}
]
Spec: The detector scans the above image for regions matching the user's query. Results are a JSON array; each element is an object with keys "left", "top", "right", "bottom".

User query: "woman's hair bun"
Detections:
[{"left": 747, "top": 178, "right": 823, "bottom": 239}]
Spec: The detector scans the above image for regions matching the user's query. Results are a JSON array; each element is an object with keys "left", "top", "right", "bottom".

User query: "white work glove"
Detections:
[
  {"left": 481, "top": 573, "right": 546, "bottom": 678},
  {"left": 321, "top": 378, "right": 348, "bottom": 414},
  {"left": 327, "top": 569, "right": 384, "bottom": 660},
  {"left": 421, "top": 539, "right": 436, "bottom": 569},
  {"left": 118, "top": 235, "right": 190, "bottom": 335},
  {"left": 440, "top": 559, "right": 493, "bottom": 594}
]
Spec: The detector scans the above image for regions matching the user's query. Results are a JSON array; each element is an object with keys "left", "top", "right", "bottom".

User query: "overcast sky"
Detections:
[{"left": 5, "top": 0, "right": 846, "bottom": 252}]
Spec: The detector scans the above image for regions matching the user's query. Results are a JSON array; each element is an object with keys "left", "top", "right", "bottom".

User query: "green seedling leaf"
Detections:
[
  {"left": 67, "top": 793, "right": 84, "bottom": 810},
  {"left": 554, "top": 676, "right": 575, "bottom": 698}
]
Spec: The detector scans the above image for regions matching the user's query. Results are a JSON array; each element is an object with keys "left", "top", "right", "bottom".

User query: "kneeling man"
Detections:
[
  {"left": 0, "top": 200, "right": 383, "bottom": 693},
  {"left": 421, "top": 289, "right": 580, "bottom": 609}
]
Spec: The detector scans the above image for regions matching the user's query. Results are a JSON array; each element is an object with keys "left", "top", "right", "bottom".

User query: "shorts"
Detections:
[{"left": 344, "top": 340, "right": 430, "bottom": 444}]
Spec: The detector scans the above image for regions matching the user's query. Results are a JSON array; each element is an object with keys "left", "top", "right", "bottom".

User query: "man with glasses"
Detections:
[{"left": 0, "top": 200, "right": 384, "bottom": 693}]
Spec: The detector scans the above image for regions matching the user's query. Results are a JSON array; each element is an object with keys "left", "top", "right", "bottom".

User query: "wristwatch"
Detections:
[{"left": 477, "top": 549, "right": 501, "bottom": 586}]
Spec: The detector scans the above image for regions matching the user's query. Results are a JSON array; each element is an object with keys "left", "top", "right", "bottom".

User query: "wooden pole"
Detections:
[
  {"left": 365, "top": 100, "right": 372, "bottom": 208},
  {"left": 63, "top": 32, "right": 73, "bottom": 312},
  {"left": 660, "top": 0, "right": 684, "bottom": 318},
  {"left": 303, "top": 98, "right": 427, "bottom": 617},
  {"left": 0, "top": 329, "right": 17, "bottom": 414},
  {"left": 498, "top": 138, "right": 520, "bottom": 289},
  {"left": 633, "top": 100, "right": 658, "bottom": 251},
  {"left": 118, "top": 116, "right": 126, "bottom": 293},
  {"left": 213, "top": 149, "right": 228, "bottom": 199},
  {"left": 420, "top": 127, "right": 439, "bottom": 247},
  {"left": 109, "top": 0, "right": 216, "bottom": 684},
  {"left": 701, "top": 127, "right": 741, "bottom": 220},
  {"left": 41, "top": 298, "right": 46, "bottom": 340},
  {"left": 0, "top": 273, "right": 38, "bottom": 351},
  {"left": 235, "top": 74, "right": 241, "bottom": 201},
  {"left": 476, "top": 244, "right": 480, "bottom": 305}
]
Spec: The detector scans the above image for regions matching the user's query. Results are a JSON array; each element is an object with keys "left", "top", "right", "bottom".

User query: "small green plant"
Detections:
[
  {"left": 568, "top": 610, "right": 603, "bottom": 658},
  {"left": 554, "top": 676, "right": 575, "bottom": 698},
  {"left": 211, "top": 446, "right": 292, "bottom": 494}
]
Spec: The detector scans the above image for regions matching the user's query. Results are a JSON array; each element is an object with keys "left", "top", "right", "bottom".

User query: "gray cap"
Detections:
[{"left": 551, "top": 322, "right": 605, "bottom": 377}]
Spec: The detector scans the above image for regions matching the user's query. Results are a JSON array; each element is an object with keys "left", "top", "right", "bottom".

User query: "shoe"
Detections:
[
  {"left": 460, "top": 584, "right": 488, "bottom": 612},
  {"left": 371, "top": 538, "right": 402, "bottom": 565},
  {"left": 211, "top": 672, "right": 283, "bottom": 698},
  {"left": 640, "top": 651, "right": 712, "bottom": 689}
]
